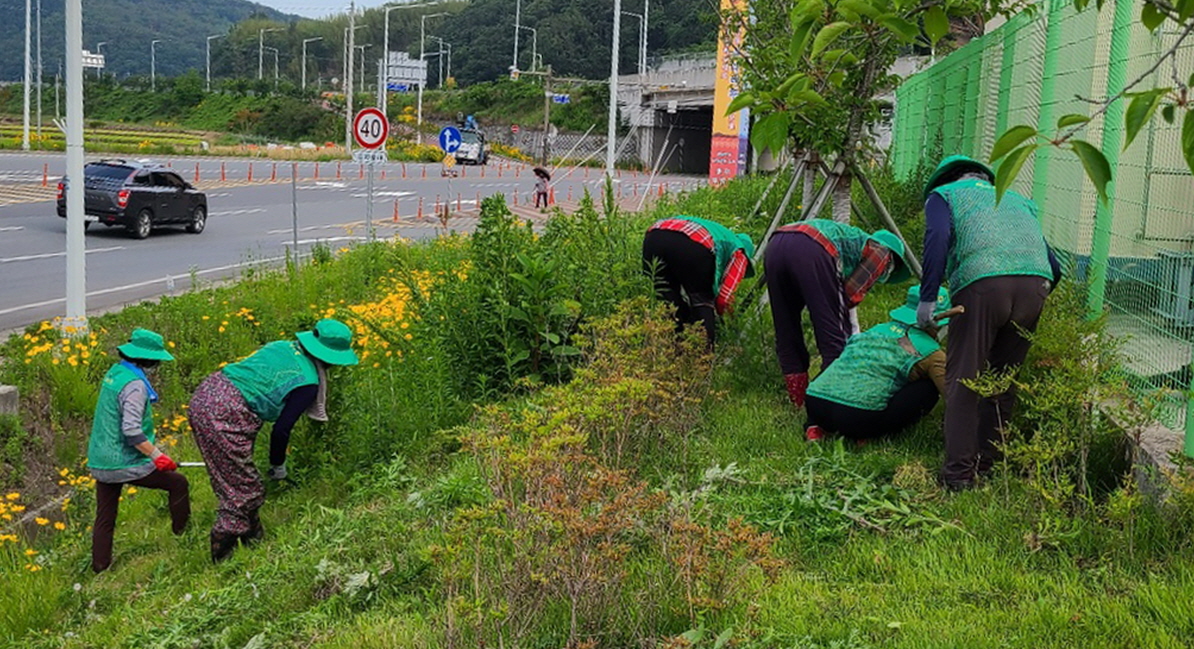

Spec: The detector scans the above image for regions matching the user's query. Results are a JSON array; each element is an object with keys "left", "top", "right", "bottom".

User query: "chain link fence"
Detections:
[
  {"left": 891, "top": 0, "right": 1194, "bottom": 441},
  {"left": 492, "top": 130, "right": 642, "bottom": 166}
]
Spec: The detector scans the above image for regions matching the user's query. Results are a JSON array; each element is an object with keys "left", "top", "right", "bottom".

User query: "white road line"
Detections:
[
  {"left": 209, "top": 208, "right": 266, "bottom": 217},
  {"left": 0, "top": 226, "right": 25, "bottom": 232},
  {"left": 0, "top": 254, "right": 291, "bottom": 316},
  {"left": 288, "top": 236, "right": 368, "bottom": 245},
  {"left": 0, "top": 245, "right": 124, "bottom": 264},
  {"left": 347, "top": 190, "right": 416, "bottom": 198},
  {"left": 266, "top": 225, "right": 345, "bottom": 235}
]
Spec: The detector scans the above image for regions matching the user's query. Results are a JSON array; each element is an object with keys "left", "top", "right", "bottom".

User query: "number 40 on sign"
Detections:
[{"left": 353, "top": 108, "right": 389, "bottom": 150}]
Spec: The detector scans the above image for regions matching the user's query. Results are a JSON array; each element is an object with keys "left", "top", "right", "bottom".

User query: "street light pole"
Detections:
[
  {"left": 95, "top": 42, "right": 106, "bottom": 79},
  {"left": 302, "top": 37, "right": 322, "bottom": 90},
  {"left": 621, "top": 11, "right": 644, "bottom": 76},
  {"left": 356, "top": 44, "right": 372, "bottom": 95},
  {"left": 512, "top": 0, "right": 521, "bottom": 72},
  {"left": 151, "top": 39, "right": 161, "bottom": 92},
  {"left": 418, "top": 12, "right": 448, "bottom": 143},
  {"left": 607, "top": 0, "right": 622, "bottom": 177},
  {"left": 64, "top": 0, "right": 87, "bottom": 332},
  {"left": 22, "top": 0, "right": 30, "bottom": 151},
  {"left": 36, "top": 0, "right": 42, "bottom": 143},
  {"left": 258, "top": 27, "right": 282, "bottom": 80},
  {"left": 206, "top": 34, "right": 222, "bottom": 92},
  {"left": 346, "top": 1, "right": 356, "bottom": 153},
  {"left": 516, "top": 25, "right": 536, "bottom": 72}
]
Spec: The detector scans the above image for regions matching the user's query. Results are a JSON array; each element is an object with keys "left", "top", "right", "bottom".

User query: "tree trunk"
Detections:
[
  {"left": 802, "top": 151, "right": 817, "bottom": 216},
  {"left": 831, "top": 168, "right": 853, "bottom": 223}
]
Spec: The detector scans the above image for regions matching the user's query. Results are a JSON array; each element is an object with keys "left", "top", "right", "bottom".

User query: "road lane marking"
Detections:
[
  {"left": 0, "top": 226, "right": 25, "bottom": 232},
  {"left": 0, "top": 245, "right": 124, "bottom": 264},
  {"left": 209, "top": 208, "right": 266, "bottom": 217}
]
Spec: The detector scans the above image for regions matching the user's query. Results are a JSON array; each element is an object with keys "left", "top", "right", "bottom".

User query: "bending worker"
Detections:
[
  {"left": 88, "top": 328, "right": 189, "bottom": 573},
  {"left": 919, "top": 155, "right": 1062, "bottom": 491},
  {"left": 804, "top": 287, "right": 950, "bottom": 442},
  {"left": 642, "top": 215, "right": 755, "bottom": 346},
  {"left": 189, "top": 319, "right": 358, "bottom": 562},
  {"left": 764, "top": 219, "right": 912, "bottom": 408}
]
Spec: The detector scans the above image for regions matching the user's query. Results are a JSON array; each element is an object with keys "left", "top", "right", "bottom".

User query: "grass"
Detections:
[{"left": 1, "top": 176, "right": 1193, "bottom": 648}]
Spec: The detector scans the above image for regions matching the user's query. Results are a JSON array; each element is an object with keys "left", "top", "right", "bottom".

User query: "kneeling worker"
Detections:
[{"left": 804, "top": 286, "right": 953, "bottom": 441}]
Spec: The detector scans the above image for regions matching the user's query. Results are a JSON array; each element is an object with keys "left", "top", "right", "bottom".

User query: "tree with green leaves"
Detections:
[
  {"left": 990, "top": 0, "right": 1194, "bottom": 202},
  {"left": 725, "top": 0, "right": 1010, "bottom": 221}
]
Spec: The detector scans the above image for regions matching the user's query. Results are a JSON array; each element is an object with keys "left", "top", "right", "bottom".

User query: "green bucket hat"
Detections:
[
  {"left": 868, "top": 230, "right": 912, "bottom": 284},
  {"left": 889, "top": 285, "right": 952, "bottom": 326},
  {"left": 297, "top": 319, "right": 359, "bottom": 366},
  {"left": 117, "top": 328, "right": 175, "bottom": 362},
  {"left": 923, "top": 155, "right": 995, "bottom": 201}
]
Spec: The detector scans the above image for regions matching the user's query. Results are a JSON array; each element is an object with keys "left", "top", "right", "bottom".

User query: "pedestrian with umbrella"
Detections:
[
  {"left": 87, "top": 328, "right": 189, "bottom": 573},
  {"left": 533, "top": 167, "right": 550, "bottom": 208},
  {"left": 642, "top": 215, "right": 755, "bottom": 347},
  {"left": 764, "top": 219, "right": 913, "bottom": 410},
  {"left": 918, "top": 155, "right": 1062, "bottom": 490},
  {"left": 188, "top": 319, "right": 358, "bottom": 562}
]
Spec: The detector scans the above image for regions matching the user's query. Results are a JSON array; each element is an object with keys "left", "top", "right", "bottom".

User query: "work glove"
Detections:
[
  {"left": 152, "top": 453, "right": 178, "bottom": 472},
  {"left": 916, "top": 301, "right": 937, "bottom": 330},
  {"left": 784, "top": 373, "right": 809, "bottom": 409},
  {"left": 267, "top": 464, "right": 288, "bottom": 481}
]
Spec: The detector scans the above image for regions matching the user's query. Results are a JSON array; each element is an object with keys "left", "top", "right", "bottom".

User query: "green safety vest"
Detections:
[
  {"left": 674, "top": 216, "right": 755, "bottom": 295},
  {"left": 87, "top": 363, "right": 155, "bottom": 472},
  {"left": 222, "top": 341, "right": 320, "bottom": 422},
  {"left": 807, "top": 322, "right": 941, "bottom": 411},
  {"left": 784, "top": 219, "right": 870, "bottom": 280},
  {"left": 931, "top": 178, "right": 1053, "bottom": 291}
]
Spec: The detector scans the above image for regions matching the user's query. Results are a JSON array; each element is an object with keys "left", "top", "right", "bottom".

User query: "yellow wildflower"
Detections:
[
  {"left": 53, "top": 522, "right": 65, "bottom": 531},
  {"left": 34, "top": 517, "right": 48, "bottom": 526},
  {"left": 24, "top": 548, "right": 37, "bottom": 557}
]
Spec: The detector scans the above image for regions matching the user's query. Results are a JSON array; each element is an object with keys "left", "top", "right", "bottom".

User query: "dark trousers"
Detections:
[
  {"left": 765, "top": 231, "right": 850, "bottom": 375},
  {"left": 92, "top": 469, "right": 190, "bottom": 573},
  {"left": 535, "top": 191, "right": 549, "bottom": 207},
  {"left": 943, "top": 275, "right": 1049, "bottom": 483},
  {"left": 807, "top": 380, "right": 940, "bottom": 439},
  {"left": 643, "top": 229, "right": 718, "bottom": 345}
]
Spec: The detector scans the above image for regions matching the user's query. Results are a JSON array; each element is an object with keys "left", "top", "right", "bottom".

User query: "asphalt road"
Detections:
[{"left": 0, "top": 152, "right": 703, "bottom": 334}]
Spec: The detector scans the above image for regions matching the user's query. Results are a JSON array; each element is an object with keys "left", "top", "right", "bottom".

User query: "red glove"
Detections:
[
  {"left": 153, "top": 453, "right": 178, "bottom": 472},
  {"left": 784, "top": 373, "right": 809, "bottom": 408}
]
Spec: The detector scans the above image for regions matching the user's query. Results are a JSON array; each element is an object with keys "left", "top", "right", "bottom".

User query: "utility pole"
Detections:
[
  {"left": 65, "top": 0, "right": 87, "bottom": 332},
  {"left": 22, "top": 0, "right": 31, "bottom": 151},
  {"left": 346, "top": 1, "right": 356, "bottom": 152},
  {"left": 607, "top": 0, "right": 622, "bottom": 177},
  {"left": 259, "top": 27, "right": 281, "bottom": 80},
  {"left": 429, "top": 36, "right": 446, "bottom": 88},
  {"left": 513, "top": 0, "right": 521, "bottom": 72},
  {"left": 542, "top": 64, "right": 552, "bottom": 165},
  {"left": 151, "top": 39, "right": 161, "bottom": 92},
  {"left": 356, "top": 44, "right": 372, "bottom": 95},
  {"left": 266, "top": 46, "right": 279, "bottom": 89},
  {"left": 206, "top": 34, "right": 222, "bottom": 92},
  {"left": 55, "top": 59, "right": 61, "bottom": 119},
  {"left": 302, "top": 37, "right": 322, "bottom": 90},
  {"left": 643, "top": 0, "right": 649, "bottom": 77},
  {"left": 418, "top": 12, "right": 448, "bottom": 143}
]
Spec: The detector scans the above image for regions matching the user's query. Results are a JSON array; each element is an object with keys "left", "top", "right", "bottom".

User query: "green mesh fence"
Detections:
[{"left": 892, "top": 0, "right": 1194, "bottom": 448}]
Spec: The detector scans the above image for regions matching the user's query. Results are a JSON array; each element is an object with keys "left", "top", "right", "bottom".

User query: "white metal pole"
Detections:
[
  {"left": 643, "top": 0, "right": 649, "bottom": 76},
  {"left": 606, "top": 0, "right": 622, "bottom": 177},
  {"left": 65, "top": 0, "right": 86, "bottom": 330},
  {"left": 418, "top": 17, "right": 425, "bottom": 142},
  {"left": 383, "top": 5, "right": 395, "bottom": 116},
  {"left": 151, "top": 40, "right": 160, "bottom": 92},
  {"left": 513, "top": 0, "right": 521, "bottom": 72},
  {"left": 303, "top": 37, "right": 322, "bottom": 90},
  {"left": 95, "top": 42, "right": 106, "bottom": 79},
  {"left": 346, "top": 1, "right": 356, "bottom": 153},
  {"left": 259, "top": 28, "right": 265, "bottom": 80},
  {"left": 22, "top": 0, "right": 31, "bottom": 151},
  {"left": 36, "top": 0, "right": 42, "bottom": 142},
  {"left": 206, "top": 35, "right": 221, "bottom": 92},
  {"left": 446, "top": 43, "right": 451, "bottom": 83}
]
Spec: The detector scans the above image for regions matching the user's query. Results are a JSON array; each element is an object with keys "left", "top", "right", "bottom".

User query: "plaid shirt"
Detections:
[
  {"left": 778, "top": 223, "right": 892, "bottom": 307},
  {"left": 651, "top": 218, "right": 747, "bottom": 314}
]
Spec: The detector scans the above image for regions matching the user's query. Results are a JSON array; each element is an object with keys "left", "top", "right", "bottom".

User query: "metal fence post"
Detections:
[{"left": 1030, "top": 0, "right": 1066, "bottom": 211}]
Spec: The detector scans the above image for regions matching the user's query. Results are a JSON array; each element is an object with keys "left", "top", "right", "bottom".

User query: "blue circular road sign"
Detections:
[{"left": 438, "top": 126, "right": 462, "bottom": 154}]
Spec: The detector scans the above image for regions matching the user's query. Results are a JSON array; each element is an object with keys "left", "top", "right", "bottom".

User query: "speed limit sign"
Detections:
[{"left": 353, "top": 108, "right": 389, "bottom": 149}]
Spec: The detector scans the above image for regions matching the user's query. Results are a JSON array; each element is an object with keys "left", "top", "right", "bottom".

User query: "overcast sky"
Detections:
[{"left": 256, "top": 0, "right": 397, "bottom": 19}]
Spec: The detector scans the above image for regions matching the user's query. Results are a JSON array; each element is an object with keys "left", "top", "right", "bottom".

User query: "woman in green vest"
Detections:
[
  {"left": 188, "top": 319, "right": 358, "bottom": 562},
  {"left": 804, "top": 287, "right": 950, "bottom": 442},
  {"left": 919, "top": 155, "right": 1062, "bottom": 490},
  {"left": 642, "top": 215, "right": 755, "bottom": 346},
  {"left": 88, "top": 328, "right": 188, "bottom": 573}
]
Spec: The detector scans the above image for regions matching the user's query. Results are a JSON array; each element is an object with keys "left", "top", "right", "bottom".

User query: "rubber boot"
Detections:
[
  {"left": 241, "top": 511, "right": 265, "bottom": 547},
  {"left": 805, "top": 425, "right": 826, "bottom": 441},
  {"left": 211, "top": 530, "right": 238, "bottom": 563},
  {"left": 784, "top": 373, "right": 809, "bottom": 408}
]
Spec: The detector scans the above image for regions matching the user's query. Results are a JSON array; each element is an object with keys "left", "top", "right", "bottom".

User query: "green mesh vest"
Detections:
[
  {"left": 786, "top": 219, "right": 870, "bottom": 279},
  {"left": 222, "top": 341, "right": 320, "bottom": 422},
  {"left": 677, "top": 216, "right": 754, "bottom": 295},
  {"left": 931, "top": 178, "right": 1052, "bottom": 291},
  {"left": 87, "top": 364, "right": 155, "bottom": 472},
  {"left": 807, "top": 322, "right": 941, "bottom": 411}
]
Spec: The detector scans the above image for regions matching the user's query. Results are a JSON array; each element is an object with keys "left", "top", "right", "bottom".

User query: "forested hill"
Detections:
[{"left": 0, "top": 0, "right": 290, "bottom": 81}]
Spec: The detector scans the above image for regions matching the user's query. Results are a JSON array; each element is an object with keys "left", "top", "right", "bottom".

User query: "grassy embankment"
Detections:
[{"left": 1, "top": 174, "right": 1193, "bottom": 648}]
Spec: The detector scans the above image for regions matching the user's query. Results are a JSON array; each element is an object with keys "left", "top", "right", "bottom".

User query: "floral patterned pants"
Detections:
[{"left": 189, "top": 372, "right": 265, "bottom": 536}]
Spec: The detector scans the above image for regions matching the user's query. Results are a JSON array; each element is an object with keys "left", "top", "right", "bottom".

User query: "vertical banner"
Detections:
[{"left": 710, "top": 0, "right": 749, "bottom": 186}]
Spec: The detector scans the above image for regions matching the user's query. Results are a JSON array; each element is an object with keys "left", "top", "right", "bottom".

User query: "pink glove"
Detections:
[{"left": 153, "top": 453, "right": 178, "bottom": 472}]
